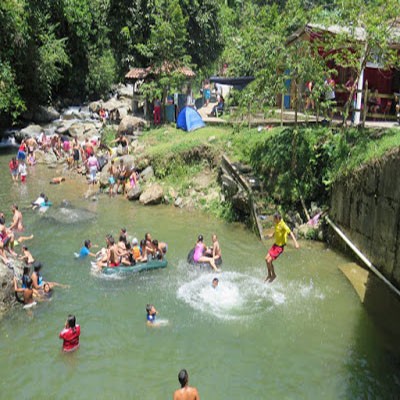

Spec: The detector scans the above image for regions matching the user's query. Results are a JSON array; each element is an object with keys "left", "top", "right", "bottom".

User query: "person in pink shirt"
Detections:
[{"left": 59, "top": 315, "right": 80, "bottom": 352}]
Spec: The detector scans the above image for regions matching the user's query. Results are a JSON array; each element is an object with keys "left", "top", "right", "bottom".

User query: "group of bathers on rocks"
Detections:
[
  {"left": 1, "top": 204, "right": 67, "bottom": 309},
  {"left": 9, "top": 128, "right": 138, "bottom": 196}
]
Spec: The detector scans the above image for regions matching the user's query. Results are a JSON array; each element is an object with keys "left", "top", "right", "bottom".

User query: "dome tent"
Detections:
[{"left": 176, "top": 107, "right": 205, "bottom": 132}]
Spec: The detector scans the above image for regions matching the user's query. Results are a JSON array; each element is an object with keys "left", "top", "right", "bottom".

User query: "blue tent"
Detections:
[{"left": 176, "top": 107, "right": 205, "bottom": 132}]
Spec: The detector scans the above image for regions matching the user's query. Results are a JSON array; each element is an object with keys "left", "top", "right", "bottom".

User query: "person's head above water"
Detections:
[
  {"left": 132, "top": 238, "right": 138, "bottom": 246},
  {"left": 33, "top": 262, "right": 42, "bottom": 272},
  {"left": 197, "top": 235, "right": 203, "bottom": 242},
  {"left": 43, "top": 282, "right": 52, "bottom": 294},
  {"left": 146, "top": 304, "right": 156, "bottom": 315},
  {"left": 67, "top": 314, "right": 76, "bottom": 329},
  {"left": 178, "top": 369, "right": 189, "bottom": 388},
  {"left": 212, "top": 277, "right": 219, "bottom": 288},
  {"left": 84, "top": 239, "right": 91, "bottom": 249}
]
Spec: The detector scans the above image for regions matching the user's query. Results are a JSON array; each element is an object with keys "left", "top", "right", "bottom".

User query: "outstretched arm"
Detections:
[{"left": 290, "top": 231, "right": 299, "bottom": 249}]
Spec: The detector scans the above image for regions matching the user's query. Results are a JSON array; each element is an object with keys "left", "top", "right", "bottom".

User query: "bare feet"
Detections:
[
  {"left": 264, "top": 275, "right": 271, "bottom": 282},
  {"left": 269, "top": 274, "right": 276, "bottom": 283}
]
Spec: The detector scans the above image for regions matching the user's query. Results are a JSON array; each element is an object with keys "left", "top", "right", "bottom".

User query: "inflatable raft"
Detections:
[
  {"left": 102, "top": 258, "right": 168, "bottom": 275},
  {"left": 187, "top": 248, "right": 222, "bottom": 269}
]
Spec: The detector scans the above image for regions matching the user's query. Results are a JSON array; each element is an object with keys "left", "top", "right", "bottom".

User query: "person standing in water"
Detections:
[
  {"left": 59, "top": 315, "right": 80, "bottom": 352},
  {"left": 173, "top": 369, "right": 200, "bottom": 400},
  {"left": 265, "top": 212, "right": 299, "bottom": 283}
]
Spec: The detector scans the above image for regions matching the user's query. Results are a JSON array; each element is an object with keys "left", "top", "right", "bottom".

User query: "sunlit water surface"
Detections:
[{"left": 0, "top": 148, "right": 399, "bottom": 399}]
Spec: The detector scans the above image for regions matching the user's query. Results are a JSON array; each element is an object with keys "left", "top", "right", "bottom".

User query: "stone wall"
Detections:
[{"left": 330, "top": 148, "right": 400, "bottom": 287}]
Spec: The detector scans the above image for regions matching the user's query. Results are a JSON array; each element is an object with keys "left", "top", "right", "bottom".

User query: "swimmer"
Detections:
[
  {"left": 59, "top": 314, "right": 80, "bottom": 352},
  {"left": 78, "top": 239, "right": 97, "bottom": 258},
  {"left": 146, "top": 304, "right": 157, "bottom": 325},
  {"left": 13, "top": 276, "right": 36, "bottom": 307},
  {"left": 173, "top": 369, "right": 200, "bottom": 400},
  {"left": 32, "top": 193, "right": 46, "bottom": 209},
  {"left": 50, "top": 176, "right": 66, "bottom": 184},
  {"left": 212, "top": 277, "right": 219, "bottom": 288}
]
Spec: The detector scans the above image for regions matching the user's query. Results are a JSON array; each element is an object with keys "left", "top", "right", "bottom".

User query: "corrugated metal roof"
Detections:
[{"left": 125, "top": 62, "right": 196, "bottom": 80}]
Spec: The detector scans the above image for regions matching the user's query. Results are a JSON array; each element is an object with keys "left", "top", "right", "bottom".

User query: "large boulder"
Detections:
[
  {"left": 118, "top": 115, "right": 146, "bottom": 135},
  {"left": 140, "top": 166, "right": 154, "bottom": 182},
  {"left": 139, "top": 184, "right": 164, "bottom": 205},
  {"left": 17, "top": 124, "right": 43, "bottom": 141},
  {"left": 33, "top": 106, "right": 60, "bottom": 123},
  {"left": 0, "top": 260, "right": 24, "bottom": 317},
  {"left": 34, "top": 150, "right": 58, "bottom": 165},
  {"left": 68, "top": 122, "right": 99, "bottom": 141},
  {"left": 127, "top": 184, "right": 143, "bottom": 200},
  {"left": 116, "top": 154, "right": 135, "bottom": 170},
  {"left": 89, "top": 101, "right": 101, "bottom": 113}
]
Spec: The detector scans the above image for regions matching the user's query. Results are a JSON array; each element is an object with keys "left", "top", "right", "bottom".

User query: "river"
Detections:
[{"left": 0, "top": 147, "right": 399, "bottom": 399}]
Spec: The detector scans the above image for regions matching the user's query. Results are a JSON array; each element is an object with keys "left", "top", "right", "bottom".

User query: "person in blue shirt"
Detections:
[
  {"left": 79, "top": 240, "right": 96, "bottom": 258},
  {"left": 146, "top": 304, "right": 157, "bottom": 325}
]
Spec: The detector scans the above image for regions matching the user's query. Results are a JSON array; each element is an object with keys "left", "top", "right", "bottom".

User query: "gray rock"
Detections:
[
  {"left": 34, "top": 150, "right": 58, "bottom": 165},
  {"left": 127, "top": 184, "right": 143, "bottom": 200},
  {"left": 33, "top": 106, "right": 60, "bottom": 123},
  {"left": 140, "top": 166, "right": 154, "bottom": 182},
  {"left": 17, "top": 124, "right": 43, "bottom": 140},
  {"left": 221, "top": 174, "right": 238, "bottom": 197},
  {"left": 118, "top": 115, "right": 146, "bottom": 135},
  {"left": 139, "top": 184, "right": 164, "bottom": 205},
  {"left": 174, "top": 197, "right": 183, "bottom": 208},
  {"left": 89, "top": 101, "right": 101, "bottom": 113},
  {"left": 0, "top": 259, "right": 25, "bottom": 317}
]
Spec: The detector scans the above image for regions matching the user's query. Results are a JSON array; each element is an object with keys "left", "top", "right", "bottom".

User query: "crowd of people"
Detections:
[{"left": 87, "top": 230, "right": 168, "bottom": 269}]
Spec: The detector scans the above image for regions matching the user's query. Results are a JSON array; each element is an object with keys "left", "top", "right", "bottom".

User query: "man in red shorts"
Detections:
[{"left": 265, "top": 212, "right": 299, "bottom": 283}]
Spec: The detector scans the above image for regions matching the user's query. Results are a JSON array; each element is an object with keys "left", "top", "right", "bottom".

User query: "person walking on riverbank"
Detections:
[
  {"left": 18, "top": 159, "right": 27, "bottom": 183},
  {"left": 173, "top": 369, "right": 200, "bottom": 400},
  {"left": 59, "top": 315, "right": 80, "bottom": 352},
  {"left": 9, "top": 157, "right": 19, "bottom": 182},
  {"left": 265, "top": 212, "right": 299, "bottom": 283}
]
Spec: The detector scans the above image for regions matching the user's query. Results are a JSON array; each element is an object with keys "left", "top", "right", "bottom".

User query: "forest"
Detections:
[{"left": 1, "top": 0, "right": 398, "bottom": 126}]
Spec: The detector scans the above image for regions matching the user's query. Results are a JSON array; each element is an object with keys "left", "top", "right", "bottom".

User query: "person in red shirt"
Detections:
[
  {"left": 9, "top": 157, "right": 19, "bottom": 182},
  {"left": 59, "top": 315, "right": 80, "bottom": 352}
]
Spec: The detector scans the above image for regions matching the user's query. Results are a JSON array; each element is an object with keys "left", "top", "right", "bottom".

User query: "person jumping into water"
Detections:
[
  {"left": 173, "top": 369, "right": 200, "bottom": 400},
  {"left": 265, "top": 212, "right": 299, "bottom": 283}
]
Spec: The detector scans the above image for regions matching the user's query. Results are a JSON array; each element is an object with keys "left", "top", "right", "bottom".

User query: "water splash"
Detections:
[{"left": 177, "top": 271, "right": 286, "bottom": 321}]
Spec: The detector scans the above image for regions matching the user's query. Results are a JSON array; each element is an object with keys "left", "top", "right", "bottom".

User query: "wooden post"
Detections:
[{"left": 362, "top": 80, "right": 369, "bottom": 127}]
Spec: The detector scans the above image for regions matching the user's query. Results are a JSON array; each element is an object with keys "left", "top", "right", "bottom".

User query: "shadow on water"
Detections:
[{"left": 344, "top": 272, "right": 400, "bottom": 399}]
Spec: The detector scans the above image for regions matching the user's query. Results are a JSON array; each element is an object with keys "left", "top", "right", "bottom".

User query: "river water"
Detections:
[{"left": 0, "top": 147, "right": 399, "bottom": 399}]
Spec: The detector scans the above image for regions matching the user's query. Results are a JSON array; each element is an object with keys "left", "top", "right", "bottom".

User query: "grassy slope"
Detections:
[{"left": 106, "top": 124, "right": 400, "bottom": 215}]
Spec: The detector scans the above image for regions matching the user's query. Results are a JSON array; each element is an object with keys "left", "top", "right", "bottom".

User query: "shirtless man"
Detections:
[
  {"left": 10, "top": 204, "right": 24, "bottom": 231},
  {"left": 108, "top": 160, "right": 117, "bottom": 197},
  {"left": 19, "top": 245, "right": 35, "bottom": 265},
  {"left": 206, "top": 234, "right": 221, "bottom": 261},
  {"left": 173, "top": 369, "right": 200, "bottom": 400}
]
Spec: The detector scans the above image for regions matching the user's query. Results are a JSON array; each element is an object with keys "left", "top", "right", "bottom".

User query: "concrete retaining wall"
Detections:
[{"left": 330, "top": 148, "right": 400, "bottom": 287}]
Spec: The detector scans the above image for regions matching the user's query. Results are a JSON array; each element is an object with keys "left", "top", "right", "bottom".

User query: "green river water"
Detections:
[{"left": 0, "top": 148, "right": 399, "bottom": 400}]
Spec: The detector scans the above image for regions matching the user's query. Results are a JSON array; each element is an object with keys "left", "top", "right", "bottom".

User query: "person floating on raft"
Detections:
[{"left": 187, "top": 235, "right": 221, "bottom": 272}]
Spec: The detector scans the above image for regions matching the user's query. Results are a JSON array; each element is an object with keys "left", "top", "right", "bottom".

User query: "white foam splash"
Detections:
[{"left": 177, "top": 271, "right": 286, "bottom": 321}]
